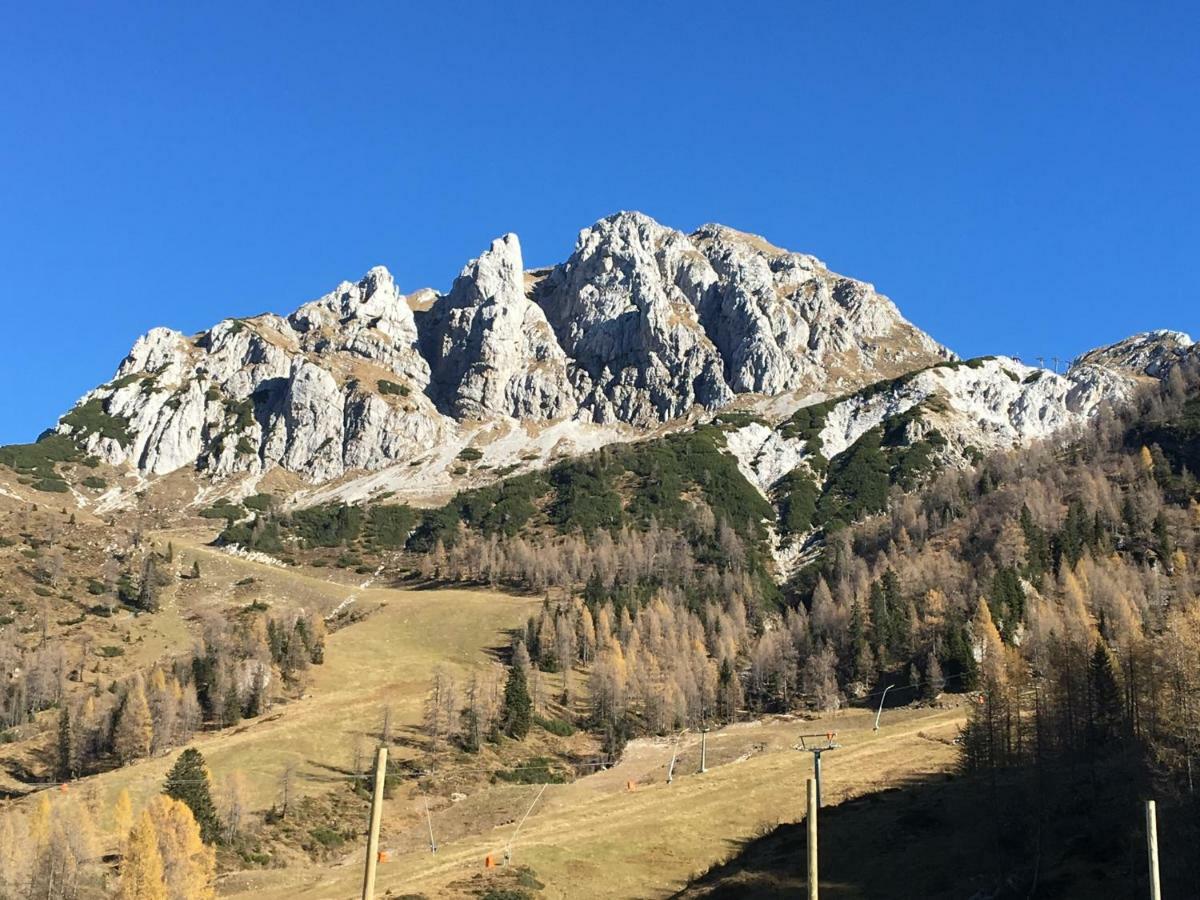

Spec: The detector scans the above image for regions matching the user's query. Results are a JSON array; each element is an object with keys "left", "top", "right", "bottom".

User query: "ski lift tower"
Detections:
[{"left": 796, "top": 732, "right": 840, "bottom": 808}]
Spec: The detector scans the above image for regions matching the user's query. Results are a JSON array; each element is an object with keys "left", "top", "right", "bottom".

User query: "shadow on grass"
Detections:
[{"left": 671, "top": 761, "right": 1198, "bottom": 899}]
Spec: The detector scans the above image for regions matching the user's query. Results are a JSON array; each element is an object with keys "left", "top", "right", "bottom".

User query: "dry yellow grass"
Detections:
[
  {"left": 219, "top": 704, "right": 966, "bottom": 899},
  {"left": 2, "top": 519, "right": 967, "bottom": 899},
  {"left": 4, "top": 535, "right": 538, "bottom": 843}
]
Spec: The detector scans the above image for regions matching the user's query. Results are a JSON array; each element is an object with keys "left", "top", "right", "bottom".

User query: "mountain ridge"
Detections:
[
  {"left": 49, "top": 211, "right": 950, "bottom": 480},
  {"left": 25, "top": 211, "right": 1197, "bottom": 522}
]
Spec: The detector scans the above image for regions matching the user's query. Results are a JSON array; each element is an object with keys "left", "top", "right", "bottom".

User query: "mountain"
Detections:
[
  {"left": 28, "top": 211, "right": 1194, "bottom": 524},
  {"left": 47, "top": 212, "right": 949, "bottom": 485},
  {"left": 1072, "top": 328, "right": 1196, "bottom": 377}
]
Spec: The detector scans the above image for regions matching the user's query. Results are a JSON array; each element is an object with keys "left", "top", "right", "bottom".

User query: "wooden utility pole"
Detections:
[
  {"left": 361, "top": 746, "right": 388, "bottom": 900},
  {"left": 1145, "top": 800, "right": 1161, "bottom": 900},
  {"left": 700, "top": 724, "right": 708, "bottom": 774},
  {"left": 807, "top": 776, "right": 819, "bottom": 900}
]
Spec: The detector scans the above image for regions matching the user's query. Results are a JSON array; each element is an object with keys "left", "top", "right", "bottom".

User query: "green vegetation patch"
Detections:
[
  {"left": 290, "top": 503, "right": 362, "bottom": 547},
  {"left": 814, "top": 407, "right": 946, "bottom": 532},
  {"left": 534, "top": 715, "right": 575, "bottom": 737},
  {"left": 199, "top": 498, "right": 245, "bottom": 522},
  {"left": 377, "top": 379, "right": 410, "bottom": 396},
  {"left": 366, "top": 504, "right": 418, "bottom": 548},
  {"left": 60, "top": 398, "right": 131, "bottom": 447},
  {"left": 0, "top": 433, "right": 83, "bottom": 481},
  {"left": 494, "top": 756, "right": 570, "bottom": 784},
  {"left": 226, "top": 398, "right": 256, "bottom": 431},
  {"left": 32, "top": 477, "right": 70, "bottom": 493},
  {"left": 773, "top": 469, "right": 820, "bottom": 537}
]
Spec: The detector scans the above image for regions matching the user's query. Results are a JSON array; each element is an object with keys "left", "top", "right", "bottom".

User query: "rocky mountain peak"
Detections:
[
  {"left": 1072, "top": 330, "right": 1196, "bottom": 378},
  {"left": 289, "top": 265, "right": 417, "bottom": 344},
  {"left": 419, "top": 233, "right": 578, "bottom": 420},
  {"left": 51, "top": 211, "right": 1127, "bottom": 496}
]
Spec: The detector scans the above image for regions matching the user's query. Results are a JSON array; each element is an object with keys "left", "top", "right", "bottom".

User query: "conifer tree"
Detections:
[
  {"left": 56, "top": 703, "right": 74, "bottom": 781},
  {"left": 221, "top": 685, "right": 242, "bottom": 728},
  {"left": 717, "top": 658, "right": 743, "bottom": 721},
  {"left": 120, "top": 811, "right": 167, "bottom": 900},
  {"left": 1088, "top": 641, "right": 1123, "bottom": 747},
  {"left": 924, "top": 651, "right": 945, "bottom": 699},
  {"left": 502, "top": 661, "right": 532, "bottom": 739},
  {"left": 971, "top": 597, "right": 1007, "bottom": 686},
  {"left": 114, "top": 788, "right": 134, "bottom": 840},
  {"left": 115, "top": 674, "right": 154, "bottom": 763},
  {"left": 0, "top": 810, "right": 20, "bottom": 899},
  {"left": 138, "top": 554, "right": 161, "bottom": 613},
  {"left": 163, "top": 748, "right": 222, "bottom": 844},
  {"left": 147, "top": 795, "right": 216, "bottom": 900},
  {"left": 221, "top": 770, "right": 249, "bottom": 842}
]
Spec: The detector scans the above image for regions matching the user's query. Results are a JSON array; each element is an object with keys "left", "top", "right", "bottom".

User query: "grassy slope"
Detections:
[
  {"left": 221, "top": 705, "right": 965, "bottom": 900},
  {"left": 5, "top": 533, "right": 538, "bottom": 840}
]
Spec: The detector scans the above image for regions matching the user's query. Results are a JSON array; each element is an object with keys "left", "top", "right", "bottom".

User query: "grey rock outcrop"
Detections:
[
  {"left": 534, "top": 212, "right": 730, "bottom": 424},
  {"left": 420, "top": 234, "right": 580, "bottom": 420},
  {"left": 1071, "top": 330, "right": 1196, "bottom": 378},
  {"left": 53, "top": 211, "right": 1176, "bottom": 493}
]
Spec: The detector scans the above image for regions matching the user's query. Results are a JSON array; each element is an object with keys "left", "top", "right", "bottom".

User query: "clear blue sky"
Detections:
[{"left": 2, "top": 2, "right": 1197, "bottom": 443}]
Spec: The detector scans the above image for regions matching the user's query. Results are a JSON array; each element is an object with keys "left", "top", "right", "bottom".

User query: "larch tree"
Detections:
[
  {"left": 221, "top": 770, "right": 249, "bottom": 842},
  {"left": 114, "top": 674, "right": 155, "bottom": 764},
  {"left": 114, "top": 788, "right": 134, "bottom": 841},
  {"left": 0, "top": 809, "right": 25, "bottom": 899},
  {"left": 424, "top": 667, "right": 457, "bottom": 751},
  {"left": 120, "top": 811, "right": 167, "bottom": 900},
  {"left": 146, "top": 795, "right": 216, "bottom": 900},
  {"left": 971, "top": 597, "right": 1007, "bottom": 687}
]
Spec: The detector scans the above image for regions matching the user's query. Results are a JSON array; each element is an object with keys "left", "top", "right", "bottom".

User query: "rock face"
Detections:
[
  {"left": 419, "top": 234, "right": 579, "bottom": 420},
  {"left": 47, "top": 212, "right": 1187, "bottom": 492},
  {"left": 690, "top": 224, "right": 950, "bottom": 396},
  {"left": 60, "top": 270, "right": 449, "bottom": 481},
  {"left": 534, "top": 213, "right": 732, "bottom": 424},
  {"left": 1072, "top": 330, "right": 1196, "bottom": 378},
  {"left": 532, "top": 213, "right": 951, "bottom": 424},
  {"left": 723, "top": 356, "right": 1138, "bottom": 498}
]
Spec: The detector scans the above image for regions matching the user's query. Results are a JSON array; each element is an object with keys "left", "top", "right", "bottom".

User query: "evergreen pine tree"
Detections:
[
  {"left": 163, "top": 748, "right": 222, "bottom": 844},
  {"left": 869, "top": 580, "right": 891, "bottom": 653},
  {"left": 56, "top": 704, "right": 74, "bottom": 781},
  {"left": 924, "top": 652, "right": 945, "bottom": 700},
  {"left": 1153, "top": 511, "right": 1173, "bottom": 562},
  {"left": 1088, "top": 641, "right": 1123, "bottom": 747},
  {"left": 138, "top": 554, "right": 161, "bottom": 612},
  {"left": 502, "top": 663, "right": 532, "bottom": 739},
  {"left": 221, "top": 686, "right": 242, "bottom": 728}
]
